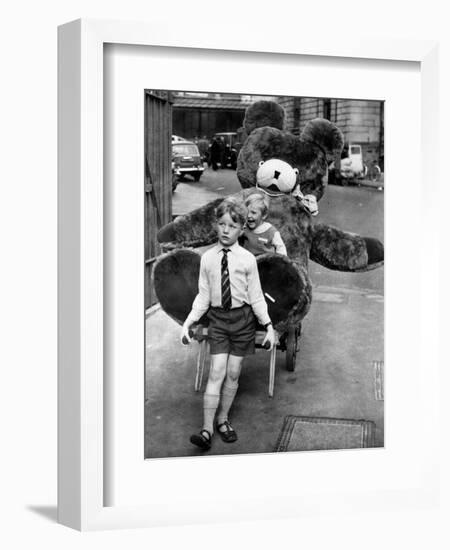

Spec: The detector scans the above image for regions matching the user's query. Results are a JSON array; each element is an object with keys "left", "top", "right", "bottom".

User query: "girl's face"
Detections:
[
  {"left": 216, "top": 213, "right": 243, "bottom": 247},
  {"left": 246, "top": 205, "right": 265, "bottom": 230}
]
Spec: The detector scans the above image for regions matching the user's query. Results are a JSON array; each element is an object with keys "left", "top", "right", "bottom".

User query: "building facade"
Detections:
[
  {"left": 277, "top": 96, "right": 384, "bottom": 170},
  {"left": 171, "top": 92, "right": 384, "bottom": 170},
  {"left": 172, "top": 92, "right": 275, "bottom": 140}
]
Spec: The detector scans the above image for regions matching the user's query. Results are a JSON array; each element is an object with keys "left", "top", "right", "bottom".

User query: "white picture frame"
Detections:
[{"left": 58, "top": 18, "right": 440, "bottom": 531}]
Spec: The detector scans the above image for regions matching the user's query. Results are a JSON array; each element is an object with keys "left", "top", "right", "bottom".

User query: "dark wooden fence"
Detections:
[{"left": 144, "top": 90, "right": 173, "bottom": 309}]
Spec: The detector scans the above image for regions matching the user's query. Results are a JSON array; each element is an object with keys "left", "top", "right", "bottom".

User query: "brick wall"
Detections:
[
  {"left": 276, "top": 96, "right": 299, "bottom": 133},
  {"left": 335, "top": 100, "right": 381, "bottom": 143},
  {"left": 299, "top": 98, "right": 322, "bottom": 129}
]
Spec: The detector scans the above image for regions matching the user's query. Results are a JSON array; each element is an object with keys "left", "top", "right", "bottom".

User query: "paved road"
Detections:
[{"left": 172, "top": 165, "right": 241, "bottom": 215}]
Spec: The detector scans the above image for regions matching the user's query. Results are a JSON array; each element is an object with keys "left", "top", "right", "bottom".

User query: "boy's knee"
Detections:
[
  {"left": 226, "top": 363, "right": 242, "bottom": 384},
  {"left": 226, "top": 371, "right": 240, "bottom": 384},
  {"left": 209, "top": 362, "right": 226, "bottom": 383},
  {"left": 227, "top": 355, "right": 244, "bottom": 380}
]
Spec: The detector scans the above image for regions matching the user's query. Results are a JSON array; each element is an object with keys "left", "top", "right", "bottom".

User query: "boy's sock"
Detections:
[
  {"left": 202, "top": 393, "right": 220, "bottom": 435},
  {"left": 216, "top": 380, "right": 239, "bottom": 426}
]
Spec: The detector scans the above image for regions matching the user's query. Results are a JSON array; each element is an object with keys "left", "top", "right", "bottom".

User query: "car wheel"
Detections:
[{"left": 193, "top": 172, "right": 202, "bottom": 182}]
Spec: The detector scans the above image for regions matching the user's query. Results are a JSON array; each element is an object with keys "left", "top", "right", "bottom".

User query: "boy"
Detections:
[
  {"left": 242, "top": 193, "right": 287, "bottom": 256},
  {"left": 181, "top": 197, "right": 275, "bottom": 451}
]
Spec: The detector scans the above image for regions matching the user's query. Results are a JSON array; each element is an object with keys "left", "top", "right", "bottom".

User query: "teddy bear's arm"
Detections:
[
  {"left": 310, "top": 223, "right": 384, "bottom": 272},
  {"left": 157, "top": 197, "right": 224, "bottom": 248},
  {"left": 157, "top": 189, "right": 268, "bottom": 248}
]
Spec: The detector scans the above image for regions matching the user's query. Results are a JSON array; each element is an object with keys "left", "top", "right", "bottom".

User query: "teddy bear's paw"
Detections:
[
  {"left": 153, "top": 249, "right": 202, "bottom": 325},
  {"left": 157, "top": 197, "right": 225, "bottom": 248},
  {"left": 355, "top": 237, "right": 384, "bottom": 271},
  {"left": 257, "top": 254, "right": 311, "bottom": 325},
  {"left": 310, "top": 224, "right": 384, "bottom": 272},
  {"left": 157, "top": 221, "right": 178, "bottom": 245}
]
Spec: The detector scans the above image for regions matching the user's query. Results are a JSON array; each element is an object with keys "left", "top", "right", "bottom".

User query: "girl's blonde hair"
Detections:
[{"left": 244, "top": 193, "right": 269, "bottom": 217}]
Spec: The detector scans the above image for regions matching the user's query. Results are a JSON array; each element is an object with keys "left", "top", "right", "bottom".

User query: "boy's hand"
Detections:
[
  {"left": 181, "top": 322, "right": 193, "bottom": 345},
  {"left": 262, "top": 325, "right": 275, "bottom": 351}
]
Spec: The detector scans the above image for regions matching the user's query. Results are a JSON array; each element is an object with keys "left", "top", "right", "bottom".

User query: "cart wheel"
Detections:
[{"left": 285, "top": 326, "right": 298, "bottom": 372}]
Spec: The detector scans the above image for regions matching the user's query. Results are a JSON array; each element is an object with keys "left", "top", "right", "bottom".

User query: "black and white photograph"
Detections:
[{"left": 144, "top": 90, "right": 384, "bottom": 459}]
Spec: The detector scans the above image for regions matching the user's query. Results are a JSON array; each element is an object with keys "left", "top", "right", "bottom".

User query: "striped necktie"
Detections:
[{"left": 221, "top": 249, "right": 232, "bottom": 310}]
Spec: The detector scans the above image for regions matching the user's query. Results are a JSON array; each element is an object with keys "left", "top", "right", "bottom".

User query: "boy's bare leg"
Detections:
[
  {"left": 217, "top": 354, "right": 243, "bottom": 430},
  {"left": 203, "top": 353, "right": 228, "bottom": 435}
]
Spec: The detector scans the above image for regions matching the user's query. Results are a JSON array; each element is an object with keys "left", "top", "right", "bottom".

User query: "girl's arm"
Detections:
[{"left": 272, "top": 230, "right": 287, "bottom": 256}]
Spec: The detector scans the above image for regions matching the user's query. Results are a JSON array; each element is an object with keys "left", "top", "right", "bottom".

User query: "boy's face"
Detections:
[
  {"left": 246, "top": 205, "right": 265, "bottom": 230},
  {"left": 216, "top": 213, "right": 243, "bottom": 247}
]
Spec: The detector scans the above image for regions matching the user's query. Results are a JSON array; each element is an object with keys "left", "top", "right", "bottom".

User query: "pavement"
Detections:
[
  {"left": 172, "top": 166, "right": 242, "bottom": 216},
  {"left": 146, "top": 167, "right": 384, "bottom": 459}
]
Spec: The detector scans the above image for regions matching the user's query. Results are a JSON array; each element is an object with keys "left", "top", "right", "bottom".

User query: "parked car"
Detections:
[
  {"left": 209, "top": 132, "right": 242, "bottom": 170},
  {"left": 172, "top": 134, "right": 186, "bottom": 143},
  {"left": 171, "top": 141, "right": 204, "bottom": 181},
  {"left": 328, "top": 143, "right": 367, "bottom": 185}
]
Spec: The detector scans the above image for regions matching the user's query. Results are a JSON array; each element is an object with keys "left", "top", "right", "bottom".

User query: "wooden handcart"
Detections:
[{"left": 190, "top": 322, "right": 301, "bottom": 398}]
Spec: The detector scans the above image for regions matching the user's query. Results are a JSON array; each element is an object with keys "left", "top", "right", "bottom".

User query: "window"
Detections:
[
  {"left": 323, "top": 99, "right": 331, "bottom": 120},
  {"left": 172, "top": 143, "right": 199, "bottom": 156}
]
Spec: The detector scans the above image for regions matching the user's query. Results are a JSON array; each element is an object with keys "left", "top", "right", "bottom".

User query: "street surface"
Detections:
[{"left": 172, "top": 165, "right": 242, "bottom": 215}]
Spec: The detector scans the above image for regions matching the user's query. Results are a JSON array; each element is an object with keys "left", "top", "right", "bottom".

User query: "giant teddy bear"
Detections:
[{"left": 153, "top": 101, "right": 384, "bottom": 367}]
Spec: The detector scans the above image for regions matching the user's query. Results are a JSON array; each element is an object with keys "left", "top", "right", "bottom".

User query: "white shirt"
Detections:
[{"left": 186, "top": 241, "right": 271, "bottom": 326}]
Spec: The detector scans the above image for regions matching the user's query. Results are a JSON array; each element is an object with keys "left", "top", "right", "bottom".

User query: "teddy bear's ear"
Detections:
[
  {"left": 293, "top": 168, "right": 299, "bottom": 175},
  {"left": 258, "top": 160, "right": 265, "bottom": 167},
  {"left": 243, "top": 100, "right": 285, "bottom": 135},
  {"left": 301, "top": 118, "right": 344, "bottom": 163}
]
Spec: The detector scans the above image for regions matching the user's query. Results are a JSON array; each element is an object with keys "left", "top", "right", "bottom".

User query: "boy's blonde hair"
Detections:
[
  {"left": 215, "top": 197, "right": 247, "bottom": 227},
  {"left": 244, "top": 193, "right": 269, "bottom": 217}
]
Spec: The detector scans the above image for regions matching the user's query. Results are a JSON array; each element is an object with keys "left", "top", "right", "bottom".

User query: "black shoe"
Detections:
[
  {"left": 216, "top": 420, "right": 237, "bottom": 443},
  {"left": 190, "top": 429, "right": 212, "bottom": 450}
]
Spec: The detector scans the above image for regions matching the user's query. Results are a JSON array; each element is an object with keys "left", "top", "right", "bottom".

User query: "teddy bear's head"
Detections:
[{"left": 237, "top": 101, "right": 344, "bottom": 203}]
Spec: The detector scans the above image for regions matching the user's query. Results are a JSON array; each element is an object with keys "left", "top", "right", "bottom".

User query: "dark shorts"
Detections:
[{"left": 207, "top": 304, "right": 256, "bottom": 357}]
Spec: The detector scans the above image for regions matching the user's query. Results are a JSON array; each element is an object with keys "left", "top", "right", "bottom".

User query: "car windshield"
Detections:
[
  {"left": 173, "top": 144, "right": 199, "bottom": 156},
  {"left": 215, "top": 134, "right": 234, "bottom": 146}
]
